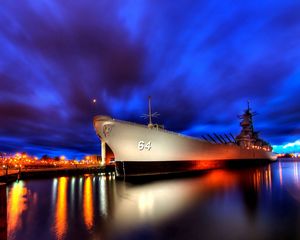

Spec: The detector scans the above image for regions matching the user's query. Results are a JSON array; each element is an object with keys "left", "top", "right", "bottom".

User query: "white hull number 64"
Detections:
[{"left": 138, "top": 141, "right": 152, "bottom": 151}]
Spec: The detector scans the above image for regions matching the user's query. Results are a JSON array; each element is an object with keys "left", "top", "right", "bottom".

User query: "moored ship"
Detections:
[{"left": 94, "top": 98, "right": 276, "bottom": 177}]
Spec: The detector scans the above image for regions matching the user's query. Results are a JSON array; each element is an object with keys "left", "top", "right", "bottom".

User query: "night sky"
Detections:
[{"left": 1, "top": 1, "right": 300, "bottom": 158}]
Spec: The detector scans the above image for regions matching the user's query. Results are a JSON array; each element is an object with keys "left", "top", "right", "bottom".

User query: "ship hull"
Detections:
[
  {"left": 115, "top": 159, "right": 271, "bottom": 177},
  {"left": 94, "top": 116, "right": 276, "bottom": 177}
]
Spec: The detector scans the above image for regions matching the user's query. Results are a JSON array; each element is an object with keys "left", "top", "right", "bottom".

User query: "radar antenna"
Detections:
[{"left": 141, "top": 96, "right": 160, "bottom": 127}]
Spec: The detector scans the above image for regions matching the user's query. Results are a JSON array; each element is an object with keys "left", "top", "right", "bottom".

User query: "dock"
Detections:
[{"left": 0, "top": 164, "right": 115, "bottom": 184}]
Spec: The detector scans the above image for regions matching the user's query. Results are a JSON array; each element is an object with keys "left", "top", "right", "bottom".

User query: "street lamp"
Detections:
[
  {"left": 1, "top": 154, "right": 8, "bottom": 176},
  {"left": 0, "top": 153, "right": 6, "bottom": 167}
]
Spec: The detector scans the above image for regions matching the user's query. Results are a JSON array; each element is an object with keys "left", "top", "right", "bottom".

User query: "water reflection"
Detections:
[
  {"left": 294, "top": 162, "right": 299, "bottom": 184},
  {"left": 51, "top": 178, "right": 58, "bottom": 209},
  {"left": 78, "top": 177, "right": 83, "bottom": 208},
  {"left": 53, "top": 177, "right": 68, "bottom": 240},
  {"left": 99, "top": 176, "right": 108, "bottom": 217},
  {"left": 113, "top": 170, "right": 238, "bottom": 231},
  {"left": 7, "top": 181, "right": 28, "bottom": 239},
  {"left": 278, "top": 160, "right": 300, "bottom": 188},
  {"left": 279, "top": 161, "right": 283, "bottom": 186},
  {"left": 5, "top": 162, "right": 300, "bottom": 240},
  {"left": 280, "top": 160, "right": 300, "bottom": 203},
  {"left": 83, "top": 176, "right": 93, "bottom": 230},
  {"left": 138, "top": 192, "right": 154, "bottom": 218},
  {"left": 250, "top": 164, "right": 273, "bottom": 192},
  {"left": 0, "top": 184, "right": 7, "bottom": 240}
]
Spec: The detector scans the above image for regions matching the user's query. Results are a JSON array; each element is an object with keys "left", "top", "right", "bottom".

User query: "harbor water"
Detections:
[{"left": 4, "top": 159, "right": 300, "bottom": 240}]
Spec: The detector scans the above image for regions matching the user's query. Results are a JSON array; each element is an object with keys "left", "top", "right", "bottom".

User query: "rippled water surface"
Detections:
[{"left": 3, "top": 160, "right": 300, "bottom": 240}]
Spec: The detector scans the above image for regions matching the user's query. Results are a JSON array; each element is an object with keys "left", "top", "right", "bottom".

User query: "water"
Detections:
[{"left": 3, "top": 160, "right": 300, "bottom": 240}]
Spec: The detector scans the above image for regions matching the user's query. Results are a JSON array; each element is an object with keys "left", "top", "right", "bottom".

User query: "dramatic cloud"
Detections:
[{"left": 0, "top": 0, "right": 300, "bottom": 157}]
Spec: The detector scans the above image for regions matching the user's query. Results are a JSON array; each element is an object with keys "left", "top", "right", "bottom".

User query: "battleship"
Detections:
[{"left": 94, "top": 98, "right": 276, "bottom": 177}]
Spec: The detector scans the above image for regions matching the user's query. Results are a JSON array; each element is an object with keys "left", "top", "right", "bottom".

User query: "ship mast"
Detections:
[
  {"left": 148, "top": 96, "right": 152, "bottom": 126},
  {"left": 247, "top": 99, "right": 250, "bottom": 112},
  {"left": 140, "top": 96, "right": 160, "bottom": 128}
]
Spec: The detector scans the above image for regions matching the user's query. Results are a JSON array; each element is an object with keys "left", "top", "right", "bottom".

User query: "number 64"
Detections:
[{"left": 138, "top": 141, "right": 151, "bottom": 151}]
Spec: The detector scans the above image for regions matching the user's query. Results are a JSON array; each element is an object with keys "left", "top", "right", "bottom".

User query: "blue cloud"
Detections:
[
  {"left": 0, "top": 0, "right": 300, "bottom": 158},
  {"left": 273, "top": 140, "right": 300, "bottom": 154}
]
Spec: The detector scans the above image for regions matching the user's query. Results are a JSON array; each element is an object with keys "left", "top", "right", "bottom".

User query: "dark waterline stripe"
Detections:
[{"left": 115, "top": 159, "right": 272, "bottom": 177}]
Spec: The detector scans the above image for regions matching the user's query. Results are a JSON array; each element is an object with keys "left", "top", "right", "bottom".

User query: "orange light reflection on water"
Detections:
[
  {"left": 7, "top": 181, "right": 28, "bottom": 239},
  {"left": 54, "top": 177, "right": 68, "bottom": 240},
  {"left": 253, "top": 165, "right": 272, "bottom": 192},
  {"left": 83, "top": 176, "right": 94, "bottom": 230},
  {"left": 253, "top": 170, "right": 261, "bottom": 191}
]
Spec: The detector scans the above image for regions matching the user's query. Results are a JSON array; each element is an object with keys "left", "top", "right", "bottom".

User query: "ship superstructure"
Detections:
[
  {"left": 94, "top": 98, "right": 276, "bottom": 177},
  {"left": 236, "top": 102, "right": 272, "bottom": 152}
]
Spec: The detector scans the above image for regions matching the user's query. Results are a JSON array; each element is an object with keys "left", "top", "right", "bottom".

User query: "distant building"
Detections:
[{"left": 84, "top": 155, "right": 101, "bottom": 162}]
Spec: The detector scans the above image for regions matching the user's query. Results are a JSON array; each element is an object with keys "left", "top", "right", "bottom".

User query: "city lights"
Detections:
[{"left": 0, "top": 152, "right": 101, "bottom": 171}]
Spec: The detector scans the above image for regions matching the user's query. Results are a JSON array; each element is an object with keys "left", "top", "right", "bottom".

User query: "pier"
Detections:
[{"left": 0, "top": 164, "right": 115, "bottom": 183}]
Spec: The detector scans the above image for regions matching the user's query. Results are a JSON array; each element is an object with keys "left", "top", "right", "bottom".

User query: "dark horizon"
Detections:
[{"left": 1, "top": 1, "right": 300, "bottom": 158}]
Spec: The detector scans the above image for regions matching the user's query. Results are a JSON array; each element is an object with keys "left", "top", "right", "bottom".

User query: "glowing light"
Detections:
[
  {"left": 78, "top": 177, "right": 83, "bottom": 208},
  {"left": 100, "top": 176, "right": 107, "bottom": 217},
  {"left": 52, "top": 178, "right": 58, "bottom": 209},
  {"left": 83, "top": 177, "right": 94, "bottom": 230},
  {"left": 279, "top": 161, "right": 283, "bottom": 186},
  {"left": 138, "top": 192, "right": 154, "bottom": 217},
  {"left": 7, "top": 181, "right": 28, "bottom": 239},
  {"left": 294, "top": 162, "right": 299, "bottom": 184},
  {"left": 253, "top": 170, "right": 259, "bottom": 190},
  {"left": 92, "top": 99, "right": 97, "bottom": 103},
  {"left": 70, "top": 178, "right": 75, "bottom": 207},
  {"left": 54, "top": 177, "right": 68, "bottom": 240}
]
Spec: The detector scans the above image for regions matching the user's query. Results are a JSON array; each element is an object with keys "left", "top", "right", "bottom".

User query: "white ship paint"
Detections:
[{"left": 93, "top": 98, "right": 276, "bottom": 177}]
